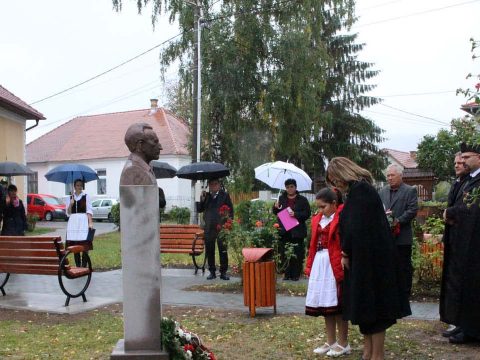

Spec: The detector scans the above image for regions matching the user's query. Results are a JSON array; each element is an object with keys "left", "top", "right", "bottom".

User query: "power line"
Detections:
[
  {"left": 379, "top": 103, "right": 450, "bottom": 125},
  {"left": 363, "top": 109, "right": 447, "bottom": 127},
  {"left": 354, "top": 0, "right": 480, "bottom": 28},
  {"left": 29, "top": 30, "right": 191, "bottom": 106}
]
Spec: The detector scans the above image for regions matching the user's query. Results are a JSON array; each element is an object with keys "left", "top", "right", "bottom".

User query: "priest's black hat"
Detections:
[{"left": 460, "top": 142, "right": 480, "bottom": 154}]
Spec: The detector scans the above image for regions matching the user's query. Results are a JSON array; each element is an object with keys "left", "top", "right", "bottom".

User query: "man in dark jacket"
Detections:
[
  {"left": 439, "top": 152, "right": 468, "bottom": 338},
  {"left": 379, "top": 164, "right": 418, "bottom": 298},
  {"left": 273, "top": 179, "right": 311, "bottom": 281},
  {"left": 443, "top": 142, "right": 480, "bottom": 344},
  {"left": 197, "top": 178, "right": 234, "bottom": 280}
]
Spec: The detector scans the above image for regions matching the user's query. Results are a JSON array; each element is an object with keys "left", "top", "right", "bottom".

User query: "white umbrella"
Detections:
[{"left": 254, "top": 161, "right": 312, "bottom": 192}]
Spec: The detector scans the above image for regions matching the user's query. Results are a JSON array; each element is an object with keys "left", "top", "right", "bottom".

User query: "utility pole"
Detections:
[{"left": 191, "top": 0, "right": 202, "bottom": 224}]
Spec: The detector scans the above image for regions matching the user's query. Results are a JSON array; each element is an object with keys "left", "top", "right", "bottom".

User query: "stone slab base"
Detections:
[{"left": 110, "top": 339, "right": 169, "bottom": 360}]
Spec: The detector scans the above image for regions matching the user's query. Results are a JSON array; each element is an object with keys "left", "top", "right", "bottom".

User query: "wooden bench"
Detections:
[
  {"left": 160, "top": 224, "right": 206, "bottom": 274},
  {"left": 0, "top": 236, "right": 92, "bottom": 306}
]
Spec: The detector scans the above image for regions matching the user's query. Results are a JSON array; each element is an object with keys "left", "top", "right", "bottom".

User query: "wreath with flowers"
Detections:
[{"left": 161, "top": 317, "right": 216, "bottom": 360}]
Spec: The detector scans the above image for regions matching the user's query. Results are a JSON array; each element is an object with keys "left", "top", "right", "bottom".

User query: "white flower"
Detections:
[
  {"left": 186, "top": 350, "right": 192, "bottom": 359},
  {"left": 185, "top": 333, "right": 192, "bottom": 342},
  {"left": 178, "top": 328, "right": 184, "bottom": 338}
]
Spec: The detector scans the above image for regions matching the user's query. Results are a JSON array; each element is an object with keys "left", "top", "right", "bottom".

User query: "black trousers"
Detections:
[
  {"left": 205, "top": 231, "right": 228, "bottom": 273},
  {"left": 397, "top": 244, "right": 413, "bottom": 298},
  {"left": 279, "top": 233, "right": 305, "bottom": 280}
]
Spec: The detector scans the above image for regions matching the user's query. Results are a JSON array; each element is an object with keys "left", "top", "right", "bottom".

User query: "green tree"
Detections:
[
  {"left": 416, "top": 118, "right": 477, "bottom": 181},
  {"left": 113, "top": 0, "right": 386, "bottom": 186}
]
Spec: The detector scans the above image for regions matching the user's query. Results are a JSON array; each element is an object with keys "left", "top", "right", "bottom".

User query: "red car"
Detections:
[{"left": 27, "top": 194, "right": 68, "bottom": 221}]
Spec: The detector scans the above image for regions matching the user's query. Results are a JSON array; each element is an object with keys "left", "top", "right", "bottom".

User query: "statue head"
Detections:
[{"left": 124, "top": 123, "right": 162, "bottom": 163}]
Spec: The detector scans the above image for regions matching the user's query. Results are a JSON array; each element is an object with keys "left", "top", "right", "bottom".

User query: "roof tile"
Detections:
[{"left": 0, "top": 85, "right": 45, "bottom": 120}]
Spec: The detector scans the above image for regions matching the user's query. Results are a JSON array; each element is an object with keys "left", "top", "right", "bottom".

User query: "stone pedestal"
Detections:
[{"left": 111, "top": 185, "right": 168, "bottom": 359}]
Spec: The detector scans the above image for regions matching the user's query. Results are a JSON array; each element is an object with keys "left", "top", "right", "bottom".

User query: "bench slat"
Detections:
[
  {"left": 161, "top": 249, "right": 203, "bottom": 254},
  {"left": 0, "top": 249, "right": 58, "bottom": 258},
  {"left": 0, "top": 263, "right": 59, "bottom": 275},
  {"left": 161, "top": 239, "right": 204, "bottom": 245},
  {"left": 0, "top": 241, "right": 62, "bottom": 250},
  {"left": 0, "top": 236, "right": 61, "bottom": 242},
  {"left": 0, "top": 256, "right": 60, "bottom": 265}
]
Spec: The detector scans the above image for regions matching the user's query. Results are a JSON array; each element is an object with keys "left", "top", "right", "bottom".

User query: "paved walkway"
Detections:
[{"left": 0, "top": 268, "right": 439, "bottom": 320}]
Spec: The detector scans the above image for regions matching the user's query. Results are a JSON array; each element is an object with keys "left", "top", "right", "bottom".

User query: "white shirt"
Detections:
[
  {"left": 319, "top": 212, "right": 335, "bottom": 229},
  {"left": 470, "top": 167, "right": 480, "bottom": 178}
]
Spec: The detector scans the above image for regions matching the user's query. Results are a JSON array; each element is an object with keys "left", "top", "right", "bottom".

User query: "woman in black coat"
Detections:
[
  {"left": 272, "top": 178, "right": 311, "bottom": 281},
  {"left": 327, "top": 157, "right": 411, "bottom": 360},
  {"left": 1, "top": 184, "right": 27, "bottom": 236}
]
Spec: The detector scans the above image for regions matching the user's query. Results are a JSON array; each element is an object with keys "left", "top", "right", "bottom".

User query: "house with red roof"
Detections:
[
  {"left": 384, "top": 148, "right": 435, "bottom": 201},
  {"left": 26, "top": 100, "right": 193, "bottom": 209},
  {"left": 0, "top": 85, "right": 45, "bottom": 197}
]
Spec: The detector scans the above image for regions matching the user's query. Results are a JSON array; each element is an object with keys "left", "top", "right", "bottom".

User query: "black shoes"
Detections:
[
  {"left": 449, "top": 331, "right": 478, "bottom": 344},
  {"left": 442, "top": 326, "right": 462, "bottom": 338},
  {"left": 220, "top": 273, "right": 230, "bottom": 280},
  {"left": 207, "top": 272, "right": 216, "bottom": 280}
]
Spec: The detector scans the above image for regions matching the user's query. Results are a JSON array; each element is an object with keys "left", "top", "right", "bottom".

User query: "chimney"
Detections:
[
  {"left": 149, "top": 98, "right": 158, "bottom": 115},
  {"left": 409, "top": 151, "right": 417, "bottom": 161}
]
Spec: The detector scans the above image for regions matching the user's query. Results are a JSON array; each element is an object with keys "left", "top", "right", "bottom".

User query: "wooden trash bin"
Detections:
[{"left": 242, "top": 248, "right": 276, "bottom": 317}]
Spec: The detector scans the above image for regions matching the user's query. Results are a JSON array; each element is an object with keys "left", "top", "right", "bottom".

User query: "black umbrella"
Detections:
[
  {"left": 0, "top": 161, "right": 34, "bottom": 176},
  {"left": 176, "top": 161, "right": 230, "bottom": 181},
  {"left": 150, "top": 161, "right": 177, "bottom": 179}
]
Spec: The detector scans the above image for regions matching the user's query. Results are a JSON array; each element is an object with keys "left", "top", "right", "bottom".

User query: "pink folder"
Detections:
[{"left": 277, "top": 207, "right": 300, "bottom": 231}]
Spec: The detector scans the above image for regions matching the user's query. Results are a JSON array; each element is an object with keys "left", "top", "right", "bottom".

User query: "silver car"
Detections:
[{"left": 91, "top": 198, "right": 118, "bottom": 222}]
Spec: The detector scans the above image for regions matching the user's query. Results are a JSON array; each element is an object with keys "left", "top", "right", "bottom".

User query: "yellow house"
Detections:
[{"left": 0, "top": 85, "right": 45, "bottom": 198}]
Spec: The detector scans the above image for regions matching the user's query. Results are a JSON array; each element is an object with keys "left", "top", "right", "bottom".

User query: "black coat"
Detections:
[
  {"left": 1, "top": 200, "right": 27, "bottom": 236},
  {"left": 440, "top": 176, "right": 468, "bottom": 324},
  {"left": 197, "top": 190, "right": 234, "bottom": 236},
  {"left": 272, "top": 192, "right": 311, "bottom": 239},
  {"left": 443, "top": 172, "right": 480, "bottom": 337},
  {"left": 339, "top": 181, "right": 411, "bottom": 325}
]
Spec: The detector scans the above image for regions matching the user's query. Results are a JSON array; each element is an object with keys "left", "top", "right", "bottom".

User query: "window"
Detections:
[
  {"left": 34, "top": 197, "right": 44, "bottom": 206},
  {"left": 92, "top": 200, "right": 102, "bottom": 207},
  {"left": 97, "top": 169, "right": 107, "bottom": 195},
  {"left": 103, "top": 200, "right": 112, "bottom": 207},
  {"left": 28, "top": 172, "right": 38, "bottom": 194}
]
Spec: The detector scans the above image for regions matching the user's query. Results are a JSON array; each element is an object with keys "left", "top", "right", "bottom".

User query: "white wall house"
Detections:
[{"left": 26, "top": 100, "right": 193, "bottom": 210}]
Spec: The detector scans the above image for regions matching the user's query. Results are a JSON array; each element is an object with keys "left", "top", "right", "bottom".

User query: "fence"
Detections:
[{"left": 230, "top": 191, "right": 259, "bottom": 204}]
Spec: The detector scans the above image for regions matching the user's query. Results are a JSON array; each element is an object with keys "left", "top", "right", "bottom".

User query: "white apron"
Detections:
[
  {"left": 66, "top": 213, "right": 89, "bottom": 241},
  {"left": 305, "top": 249, "right": 338, "bottom": 308}
]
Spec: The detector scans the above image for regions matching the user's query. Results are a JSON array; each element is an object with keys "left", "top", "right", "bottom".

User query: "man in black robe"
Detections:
[
  {"left": 443, "top": 142, "right": 480, "bottom": 343},
  {"left": 439, "top": 153, "right": 468, "bottom": 338}
]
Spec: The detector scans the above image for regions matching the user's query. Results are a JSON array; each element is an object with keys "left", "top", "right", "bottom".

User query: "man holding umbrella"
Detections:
[{"left": 197, "top": 178, "right": 234, "bottom": 280}]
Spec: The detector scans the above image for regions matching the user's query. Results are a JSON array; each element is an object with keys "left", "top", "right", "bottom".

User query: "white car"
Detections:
[{"left": 91, "top": 198, "right": 118, "bottom": 222}]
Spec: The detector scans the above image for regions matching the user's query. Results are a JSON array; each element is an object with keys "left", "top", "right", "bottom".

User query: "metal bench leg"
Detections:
[
  {"left": 82, "top": 293, "right": 87, "bottom": 302},
  {"left": 65, "top": 296, "right": 71, "bottom": 307},
  {"left": 0, "top": 288, "right": 5, "bottom": 296}
]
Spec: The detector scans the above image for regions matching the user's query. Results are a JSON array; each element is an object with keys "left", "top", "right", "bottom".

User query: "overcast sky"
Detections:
[{"left": 1, "top": 0, "right": 479, "bottom": 152}]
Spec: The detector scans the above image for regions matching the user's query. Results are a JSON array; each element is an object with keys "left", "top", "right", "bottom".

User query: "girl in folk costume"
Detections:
[
  {"left": 305, "top": 187, "right": 350, "bottom": 357},
  {"left": 66, "top": 179, "right": 94, "bottom": 267}
]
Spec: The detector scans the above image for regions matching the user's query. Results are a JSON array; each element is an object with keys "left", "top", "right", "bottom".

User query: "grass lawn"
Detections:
[
  {"left": 25, "top": 227, "right": 55, "bottom": 236},
  {"left": 0, "top": 305, "right": 477, "bottom": 359}
]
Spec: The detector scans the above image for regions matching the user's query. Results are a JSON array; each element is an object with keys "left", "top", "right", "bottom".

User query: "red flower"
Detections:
[
  {"left": 475, "top": 83, "right": 480, "bottom": 90},
  {"left": 392, "top": 222, "right": 400, "bottom": 237},
  {"left": 209, "top": 352, "right": 216, "bottom": 360},
  {"left": 216, "top": 224, "right": 222, "bottom": 231},
  {"left": 184, "top": 344, "right": 195, "bottom": 352},
  {"left": 255, "top": 220, "right": 263, "bottom": 228},
  {"left": 273, "top": 223, "right": 280, "bottom": 228},
  {"left": 218, "top": 204, "right": 231, "bottom": 217},
  {"left": 223, "top": 218, "right": 233, "bottom": 230}
]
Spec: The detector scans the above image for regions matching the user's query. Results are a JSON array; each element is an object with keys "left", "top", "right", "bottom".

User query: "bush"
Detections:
[
  {"left": 421, "top": 216, "right": 444, "bottom": 236},
  {"left": 111, "top": 203, "right": 120, "bottom": 229},
  {"left": 167, "top": 207, "right": 190, "bottom": 224},
  {"left": 26, "top": 213, "right": 39, "bottom": 232},
  {"left": 433, "top": 181, "right": 451, "bottom": 202}
]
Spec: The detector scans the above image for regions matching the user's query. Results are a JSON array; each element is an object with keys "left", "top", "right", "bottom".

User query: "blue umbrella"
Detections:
[{"left": 45, "top": 164, "right": 99, "bottom": 184}]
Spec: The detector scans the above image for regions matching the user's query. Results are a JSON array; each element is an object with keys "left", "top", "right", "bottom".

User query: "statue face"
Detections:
[{"left": 141, "top": 129, "right": 162, "bottom": 163}]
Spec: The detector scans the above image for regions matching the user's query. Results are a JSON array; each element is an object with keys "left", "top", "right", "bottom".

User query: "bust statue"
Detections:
[{"left": 120, "top": 123, "right": 162, "bottom": 186}]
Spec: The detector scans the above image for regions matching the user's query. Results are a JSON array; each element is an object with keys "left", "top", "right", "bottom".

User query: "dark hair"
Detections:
[
  {"left": 74, "top": 179, "right": 85, "bottom": 187},
  {"left": 315, "top": 187, "right": 343, "bottom": 205},
  {"left": 7, "top": 184, "right": 17, "bottom": 192},
  {"left": 284, "top": 178, "right": 297, "bottom": 187},
  {"left": 208, "top": 178, "right": 220, "bottom": 184}
]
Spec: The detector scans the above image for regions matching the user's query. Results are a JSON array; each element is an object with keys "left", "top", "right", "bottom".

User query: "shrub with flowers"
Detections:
[
  {"left": 161, "top": 317, "right": 215, "bottom": 360},
  {"left": 217, "top": 200, "right": 294, "bottom": 275}
]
